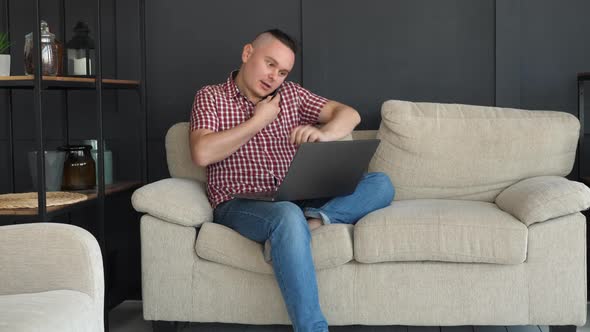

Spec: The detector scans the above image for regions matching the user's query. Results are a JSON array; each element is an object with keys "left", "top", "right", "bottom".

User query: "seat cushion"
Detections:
[
  {"left": 354, "top": 199, "right": 528, "bottom": 264},
  {"left": 0, "top": 290, "right": 97, "bottom": 332},
  {"left": 196, "top": 222, "right": 354, "bottom": 274}
]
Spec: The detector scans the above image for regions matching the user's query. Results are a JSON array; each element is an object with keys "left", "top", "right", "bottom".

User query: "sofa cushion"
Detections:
[
  {"left": 0, "top": 290, "right": 96, "bottom": 332},
  {"left": 370, "top": 100, "right": 579, "bottom": 202},
  {"left": 195, "top": 222, "right": 354, "bottom": 274},
  {"left": 495, "top": 176, "right": 590, "bottom": 226},
  {"left": 354, "top": 199, "right": 528, "bottom": 264},
  {"left": 132, "top": 178, "right": 213, "bottom": 227}
]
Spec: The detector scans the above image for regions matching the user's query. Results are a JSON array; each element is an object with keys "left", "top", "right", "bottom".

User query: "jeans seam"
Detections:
[
  {"left": 221, "top": 208, "right": 277, "bottom": 240},
  {"left": 228, "top": 210, "right": 274, "bottom": 225},
  {"left": 318, "top": 211, "right": 332, "bottom": 224},
  {"left": 268, "top": 232, "right": 297, "bottom": 330}
]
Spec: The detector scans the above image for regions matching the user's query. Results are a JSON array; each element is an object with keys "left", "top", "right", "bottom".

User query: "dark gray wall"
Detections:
[
  {"left": 302, "top": 0, "right": 496, "bottom": 127},
  {"left": 2, "top": 0, "right": 590, "bottom": 191},
  {"left": 496, "top": 0, "right": 590, "bottom": 179}
]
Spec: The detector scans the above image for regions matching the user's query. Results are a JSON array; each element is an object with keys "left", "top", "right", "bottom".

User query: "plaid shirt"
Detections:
[{"left": 190, "top": 71, "right": 328, "bottom": 208}]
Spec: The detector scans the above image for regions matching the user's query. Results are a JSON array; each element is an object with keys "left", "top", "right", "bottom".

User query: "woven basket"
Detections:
[{"left": 0, "top": 192, "right": 88, "bottom": 209}]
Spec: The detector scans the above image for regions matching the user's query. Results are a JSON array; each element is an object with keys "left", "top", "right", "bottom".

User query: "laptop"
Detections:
[{"left": 231, "top": 139, "right": 380, "bottom": 201}]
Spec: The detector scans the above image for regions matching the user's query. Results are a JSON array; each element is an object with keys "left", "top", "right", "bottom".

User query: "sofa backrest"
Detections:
[
  {"left": 369, "top": 100, "right": 580, "bottom": 202},
  {"left": 166, "top": 122, "right": 207, "bottom": 182}
]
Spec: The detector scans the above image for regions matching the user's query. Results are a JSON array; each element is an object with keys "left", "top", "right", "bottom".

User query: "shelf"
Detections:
[
  {"left": 0, "top": 181, "right": 141, "bottom": 220},
  {"left": 578, "top": 73, "right": 590, "bottom": 81},
  {"left": 0, "top": 75, "right": 140, "bottom": 90}
]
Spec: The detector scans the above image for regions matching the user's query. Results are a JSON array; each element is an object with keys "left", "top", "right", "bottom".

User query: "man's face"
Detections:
[{"left": 241, "top": 38, "right": 295, "bottom": 99}]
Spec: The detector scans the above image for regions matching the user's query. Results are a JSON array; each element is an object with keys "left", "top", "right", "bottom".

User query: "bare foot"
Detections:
[{"left": 307, "top": 218, "right": 322, "bottom": 231}]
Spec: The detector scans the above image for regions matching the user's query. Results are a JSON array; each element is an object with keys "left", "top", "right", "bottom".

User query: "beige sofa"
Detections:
[
  {"left": 132, "top": 100, "right": 590, "bottom": 332},
  {"left": 0, "top": 222, "right": 104, "bottom": 332}
]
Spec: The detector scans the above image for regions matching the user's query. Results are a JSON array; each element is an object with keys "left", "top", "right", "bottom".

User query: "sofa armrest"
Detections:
[
  {"left": 0, "top": 223, "right": 104, "bottom": 303},
  {"left": 132, "top": 178, "right": 213, "bottom": 227},
  {"left": 495, "top": 175, "right": 590, "bottom": 226}
]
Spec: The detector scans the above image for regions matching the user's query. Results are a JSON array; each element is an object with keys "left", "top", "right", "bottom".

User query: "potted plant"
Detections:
[{"left": 0, "top": 32, "right": 10, "bottom": 76}]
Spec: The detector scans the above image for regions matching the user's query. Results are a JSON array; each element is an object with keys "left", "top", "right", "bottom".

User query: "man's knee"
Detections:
[
  {"left": 366, "top": 172, "right": 395, "bottom": 207},
  {"left": 271, "top": 201, "right": 309, "bottom": 233}
]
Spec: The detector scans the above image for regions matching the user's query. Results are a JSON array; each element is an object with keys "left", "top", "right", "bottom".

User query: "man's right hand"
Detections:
[{"left": 252, "top": 93, "right": 281, "bottom": 126}]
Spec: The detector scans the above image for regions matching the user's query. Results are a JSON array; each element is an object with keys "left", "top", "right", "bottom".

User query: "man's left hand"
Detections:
[{"left": 290, "top": 125, "right": 327, "bottom": 145}]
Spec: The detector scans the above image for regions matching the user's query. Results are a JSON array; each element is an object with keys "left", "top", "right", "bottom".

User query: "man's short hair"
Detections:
[{"left": 259, "top": 29, "right": 299, "bottom": 54}]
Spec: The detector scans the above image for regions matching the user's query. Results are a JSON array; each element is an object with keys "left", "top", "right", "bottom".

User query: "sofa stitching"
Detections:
[
  {"left": 191, "top": 228, "right": 198, "bottom": 319},
  {"left": 196, "top": 243, "right": 273, "bottom": 275},
  {"left": 356, "top": 222, "right": 525, "bottom": 230},
  {"left": 526, "top": 249, "right": 531, "bottom": 322},
  {"left": 353, "top": 258, "right": 359, "bottom": 322},
  {"left": 355, "top": 223, "right": 522, "bottom": 232},
  {"left": 360, "top": 250, "right": 523, "bottom": 260},
  {"left": 357, "top": 254, "right": 520, "bottom": 265},
  {"left": 383, "top": 111, "right": 573, "bottom": 120},
  {"left": 359, "top": 235, "right": 528, "bottom": 261}
]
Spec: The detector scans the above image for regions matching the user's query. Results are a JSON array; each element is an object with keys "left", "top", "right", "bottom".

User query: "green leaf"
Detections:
[{"left": 0, "top": 33, "right": 11, "bottom": 54}]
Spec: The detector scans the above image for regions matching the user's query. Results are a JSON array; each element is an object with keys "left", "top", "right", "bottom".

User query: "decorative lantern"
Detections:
[{"left": 65, "top": 21, "right": 95, "bottom": 77}]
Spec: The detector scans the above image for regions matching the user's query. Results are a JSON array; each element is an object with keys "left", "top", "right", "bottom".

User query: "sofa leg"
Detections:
[
  {"left": 549, "top": 325, "right": 577, "bottom": 332},
  {"left": 152, "top": 321, "right": 179, "bottom": 332}
]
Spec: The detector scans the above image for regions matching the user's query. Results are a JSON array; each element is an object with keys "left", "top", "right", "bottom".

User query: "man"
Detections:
[{"left": 189, "top": 29, "right": 394, "bottom": 332}]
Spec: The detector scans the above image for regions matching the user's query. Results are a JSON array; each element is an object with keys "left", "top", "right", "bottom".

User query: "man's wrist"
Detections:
[
  {"left": 319, "top": 127, "right": 339, "bottom": 141},
  {"left": 249, "top": 114, "right": 269, "bottom": 131}
]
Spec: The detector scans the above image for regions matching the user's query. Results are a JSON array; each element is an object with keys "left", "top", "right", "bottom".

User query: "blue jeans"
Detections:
[{"left": 213, "top": 172, "right": 395, "bottom": 332}]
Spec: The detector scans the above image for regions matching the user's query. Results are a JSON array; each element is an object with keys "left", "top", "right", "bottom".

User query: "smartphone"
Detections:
[{"left": 269, "top": 84, "right": 282, "bottom": 98}]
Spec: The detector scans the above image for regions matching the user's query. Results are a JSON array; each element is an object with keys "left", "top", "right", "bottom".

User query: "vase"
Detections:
[
  {"left": 82, "top": 139, "right": 114, "bottom": 185},
  {"left": 27, "top": 150, "right": 66, "bottom": 191},
  {"left": 0, "top": 54, "right": 10, "bottom": 76},
  {"left": 59, "top": 145, "right": 96, "bottom": 190}
]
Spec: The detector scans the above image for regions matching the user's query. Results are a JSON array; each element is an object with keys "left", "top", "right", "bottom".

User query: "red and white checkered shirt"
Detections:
[{"left": 190, "top": 71, "right": 328, "bottom": 208}]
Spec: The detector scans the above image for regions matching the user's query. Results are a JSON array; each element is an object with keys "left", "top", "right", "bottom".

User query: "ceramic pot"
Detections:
[
  {"left": 27, "top": 150, "right": 66, "bottom": 191},
  {"left": 0, "top": 54, "right": 10, "bottom": 76}
]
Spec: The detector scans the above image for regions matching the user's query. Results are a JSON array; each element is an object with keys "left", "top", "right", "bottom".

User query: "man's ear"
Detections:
[{"left": 242, "top": 44, "right": 253, "bottom": 63}]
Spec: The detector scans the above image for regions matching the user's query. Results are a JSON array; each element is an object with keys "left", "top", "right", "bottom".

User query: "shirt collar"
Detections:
[{"left": 226, "top": 70, "right": 243, "bottom": 101}]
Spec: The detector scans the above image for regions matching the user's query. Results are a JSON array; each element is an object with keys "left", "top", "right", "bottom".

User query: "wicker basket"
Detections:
[{"left": 0, "top": 191, "right": 88, "bottom": 209}]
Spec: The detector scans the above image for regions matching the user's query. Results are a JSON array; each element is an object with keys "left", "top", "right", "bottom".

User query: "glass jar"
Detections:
[
  {"left": 24, "top": 20, "right": 58, "bottom": 76},
  {"left": 59, "top": 145, "right": 96, "bottom": 190}
]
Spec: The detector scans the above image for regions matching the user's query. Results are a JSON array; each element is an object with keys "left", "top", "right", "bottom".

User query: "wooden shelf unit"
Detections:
[
  {"left": 0, "top": 75, "right": 139, "bottom": 89},
  {"left": 0, "top": 181, "right": 141, "bottom": 219}
]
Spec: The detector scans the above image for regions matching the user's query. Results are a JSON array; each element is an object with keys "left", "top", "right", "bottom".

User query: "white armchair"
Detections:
[{"left": 0, "top": 222, "right": 104, "bottom": 332}]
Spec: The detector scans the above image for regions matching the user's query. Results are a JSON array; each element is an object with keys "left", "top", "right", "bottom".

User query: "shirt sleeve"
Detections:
[
  {"left": 295, "top": 83, "right": 329, "bottom": 126},
  {"left": 190, "top": 87, "right": 219, "bottom": 132}
]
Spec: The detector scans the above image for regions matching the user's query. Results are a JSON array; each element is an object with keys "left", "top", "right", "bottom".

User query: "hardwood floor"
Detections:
[{"left": 109, "top": 301, "right": 590, "bottom": 332}]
